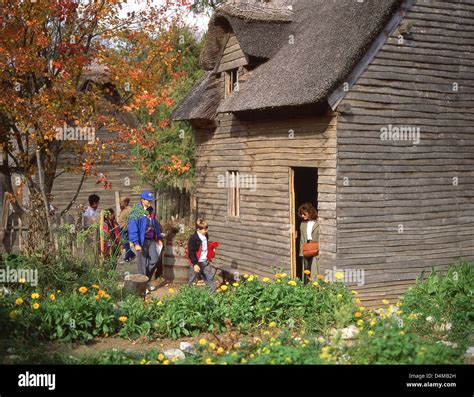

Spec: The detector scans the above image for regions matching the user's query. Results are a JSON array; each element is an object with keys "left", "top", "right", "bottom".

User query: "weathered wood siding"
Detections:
[
  {"left": 216, "top": 34, "right": 248, "bottom": 73},
  {"left": 336, "top": 0, "right": 474, "bottom": 305},
  {"left": 194, "top": 114, "right": 337, "bottom": 276}
]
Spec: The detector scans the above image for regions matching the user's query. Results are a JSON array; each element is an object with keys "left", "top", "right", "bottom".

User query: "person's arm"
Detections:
[
  {"left": 188, "top": 235, "right": 200, "bottom": 266},
  {"left": 128, "top": 211, "right": 141, "bottom": 250},
  {"left": 299, "top": 222, "right": 305, "bottom": 257}
]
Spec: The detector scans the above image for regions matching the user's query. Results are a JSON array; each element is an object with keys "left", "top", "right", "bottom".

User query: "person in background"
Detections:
[
  {"left": 128, "top": 191, "right": 163, "bottom": 293},
  {"left": 187, "top": 219, "right": 216, "bottom": 293},
  {"left": 298, "top": 202, "right": 320, "bottom": 284},
  {"left": 101, "top": 208, "right": 121, "bottom": 260},
  {"left": 82, "top": 194, "right": 100, "bottom": 228},
  {"left": 117, "top": 198, "right": 136, "bottom": 262}
]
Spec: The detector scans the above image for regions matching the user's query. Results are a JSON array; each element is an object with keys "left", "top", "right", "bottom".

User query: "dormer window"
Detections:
[{"left": 225, "top": 68, "right": 239, "bottom": 98}]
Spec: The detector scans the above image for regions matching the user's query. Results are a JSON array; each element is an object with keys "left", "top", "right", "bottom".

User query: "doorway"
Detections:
[{"left": 290, "top": 167, "right": 318, "bottom": 279}]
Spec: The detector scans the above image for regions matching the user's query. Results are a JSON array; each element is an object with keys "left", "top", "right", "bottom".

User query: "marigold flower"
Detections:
[
  {"left": 303, "top": 270, "right": 311, "bottom": 275},
  {"left": 368, "top": 330, "right": 374, "bottom": 336},
  {"left": 355, "top": 312, "right": 362, "bottom": 318},
  {"left": 95, "top": 295, "right": 100, "bottom": 300},
  {"left": 158, "top": 354, "right": 165, "bottom": 361},
  {"left": 232, "top": 283, "right": 239, "bottom": 287},
  {"left": 262, "top": 277, "right": 270, "bottom": 283},
  {"left": 118, "top": 316, "right": 128, "bottom": 322},
  {"left": 351, "top": 290, "right": 358, "bottom": 295},
  {"left": 19, "top": 278, "right": 26, "bottom": 284},
  {"left": 370, "top": 319, "right": 377, "bottom": 327},
  {"left": 335, "top": 271, "right": 344, "bottom": 280},
  {"left": 357, "top": 319, "right": 364, "bottom": 326},
  {"left": 78, "top": 287, "right": 88, "bottom": 294},
  {"left": 312, "top": 281, "right": 319, "bottom": 287},
  {"left": 382, "top": 299, "right": 390, "bottom": 305},
  {"left": 355, "top": 298, "right": 361, "bottom": 305},
  {"left": 98, "top": 290, "right": 106, "bottom": 297},
  {"left": 92, "top": 284, "right": 100, "bottom": 289},
  {"left": 317, "top": 274, "right": 325, "bottom": 280},
  {"left": 156, "top": 300, "right": 164, "bottom": 306},
  {"left": 220, "top": 285, "right": 228, "bottom": 291},
  {"left": 243, "top": 274, "right": 249, "bottom": 279},
  {"left": 163, "top": 360, "right": 170, "bottom": 365},
  {"left": 205, "top": 358, "right": 214, "bottom": 365},
  {"left": 268, "top": 321, "right": 277, "bottom": 328},
  {"left": 104, "top": 294, "right": 110, "bottom": 299},
  {"left": 280, "top": 273, "right": 288, "bottom": 278},
  {"left": 399, "top": 331, "right": 405, "bottom": 336},
  {"left": 9, "top": 310, "right": 17, "bottom": 319},
  {"left": 248, "top": 276, "right": 255, "bottom": 282},
  {"left": 288, "top": 280, "right": 297, "bottom": 286},
  {"left": 168, "top": 288, "right": 175, "bottom": 294},
  {"left": 199, "top": 338, "right": 207, "bottom": 346},
  {"left": 275, "top": 273, "right": 282, "bottom": 279},
  {"left": 32, "top": 303, "right": 40, "bottom": 310},
  {"left": 15, "top": 298, "right": 24, "bottom": 305},
  {"left": 31, "top": 293, "right": 40, "bottom": 299},
  {"left": 49, "top": 294, "right": 56, "bottom": 301}
]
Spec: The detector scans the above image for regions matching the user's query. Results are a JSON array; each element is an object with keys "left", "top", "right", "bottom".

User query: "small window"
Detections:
[
  {"left": 225, "top": 68, "right": 239, "bottom": 98},
  {"left": 227, "top": 171, "right": 240, "bottom": 218}
]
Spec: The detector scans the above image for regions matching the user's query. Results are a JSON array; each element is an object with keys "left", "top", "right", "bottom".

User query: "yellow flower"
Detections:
[
  {"left": 32, "top": 303, "right": 40, "bottom": 310},
  {"left": 9, "top": 310, "right": 17, "bottom": 319},
  {"left": 220, "top": 285, "right": 228, "bottom": 291},
  {"left": 145, "top": 299, "right": 153, "bottom": 305},
  {"left": 355, "top": 312, "right": 362, "bottom": 318},
  {"left": 57, "top": 290, "right": 61, "bottom": 294},
  {"left": 168, "top": 288, "right": 175, "bottom": 294},
  {"left": 249, "top": 353, "right": 255, "bottom": 358},
  {"left": 156, "top": 300, "right": 164, "bottom": 306},
  {"left": 355, "top": 298, "right": 361, "bottom": 305},
  {"left": 95, "top": 295, "right": 100, "bottom": 301},
  {"left": 243, "top": 274, "right": 249, "bottom": 279},
  {"left": 232, "top": 283, "right": 239, "bottom": 287},
  {"left": 303, "top": 270, "right": 311, "bottom": 275},
  {"left": 359, "top": 306, "right": 365, "bottom": 312},
  {"left": 407, "top": 313, "right": 418, "bottom": 320},
  {"left": 163, "top": 360, "right": 170, "bottom": 365},
  {"left": 98, "top": 289, "right": 106, "bottom": 297},
  {"left": 399, "top": 331, "right": 405, "bottom": 336},
  {"left": 92, "top": 284, "right": 100, "bottom": 289},
  {"left": 370, "top": 319, "right": 377, "bottom": 327},
  {"left": 275, "top": 273, "right": 282, "bottom": 279},
  {"left": 199, "top": 338, "right": 207, "bottom": 346},
  {"left": 78, "top": 286, "right": 88, "bottom": 294},
  {"left": 357, "top": 319, "right": 364, "bottom": 326},
  {"left": 263, "top": 330, "right": 270, "bottom": 336},
  {"left": 15, "top": 298, "right": 24, "bottom": 305},
  {"left": 335, "top": 271, "right": 344, "bottom": 280},
  {"left": 118, "top": 316, "right": 128, "bottom": 322},
  {"left": 19, "top": 278, "right": 26, "bottom": 284},
  {"left": 158, "top": 354, "right": 165, "bottom": 361},
  {"left": 31, "top": 293, "right": 40, "bottom": 299},
  {"left": 49, "top": 294, "right": 56, "bottom": 301},
  {"left": 104, "top": 293, "right": 110, "bottom": 299},
  {"left": 205, "top": 358, "right": 214, "bottom": 365},
  {"left": 262, "top": 277, "right": 270, "bottom": 283},
  {"left": 216, "top": 347, "right": 225, "bottom": 355},
  {"left": 240, "top": 358, "right": 247, "bottom": 363},
  {"left": 268, "top": 321, "right": 277, "bottom": 328},
  {"left": 382, "top": 299, "right": 390, "bottom": 305},
  {"left": 280, "top": 273, "right": 288, "bottom": 278},
  {"left": 368, "top": 330, "right": 374, "bottom": 336},
  {"left": 337, "top": 294, "right": 343, "bottom": 300},
  {"left": 288, "top": 280, "right": 297, "bottom": 286},
  {"left": 248, "top": 276, "right": 255, "bottom": 282},
  {"left": 312, "top": 281, "right": 319, "bottom": 287},
  {"left": 351, "top": 290, "right": 358, "bottom": 295},
  {"left": 317, "top": 274, "right": 325, "bottom": 280},
  {"left": 140, "top": 359, "right": 146, "bottom": 365},
  {"left": 209, "top": 342, "right": 216, "bottom": 350}
]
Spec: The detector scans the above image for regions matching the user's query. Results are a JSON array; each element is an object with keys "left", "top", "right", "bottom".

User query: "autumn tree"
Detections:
[{"left": 0, "top": 0, "right": 193, "bottom": 250}]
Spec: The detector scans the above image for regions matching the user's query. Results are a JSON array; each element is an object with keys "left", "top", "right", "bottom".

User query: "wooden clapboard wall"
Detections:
[
  {"left": 216, "top": 33, "right": 248, "bottom": 73},
  {"left": 194, "top": 113, "right": 338, "bottom": 277},
  {"left": 335, "top": 0, "right": 474, "bottom": 306}
]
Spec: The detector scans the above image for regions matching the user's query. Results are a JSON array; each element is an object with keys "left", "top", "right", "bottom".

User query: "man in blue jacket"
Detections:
[{"left": 128, "top": 191, "right": 163, "bottom": 291}]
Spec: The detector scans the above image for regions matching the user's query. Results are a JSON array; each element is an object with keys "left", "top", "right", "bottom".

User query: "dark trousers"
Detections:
[
  {"left": 188, "top": 260, "right": 216, "bottom": 292},
  {"left": 137, "top": 239, "right": 159, "bottom": 279},
  {"left": 119, "top": 227, "right": 135, "bottom": 261}
]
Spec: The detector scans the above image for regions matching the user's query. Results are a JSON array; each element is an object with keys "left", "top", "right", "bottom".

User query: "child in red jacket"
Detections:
[{"left": 187, "top": 219, "right": 219, "bottom": 293}]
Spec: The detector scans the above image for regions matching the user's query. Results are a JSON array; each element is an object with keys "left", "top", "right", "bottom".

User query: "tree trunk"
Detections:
[{"left": 123, "top": 274, "right": 149, "bottom": 298}]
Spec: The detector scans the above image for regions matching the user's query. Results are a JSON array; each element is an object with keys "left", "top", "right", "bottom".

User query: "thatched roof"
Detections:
[
  {"left": 172, "top": 72, "right": 220, "bottom": 121},
  {"left": 174, "top": 0, "right": 404, "bottom": 120}
]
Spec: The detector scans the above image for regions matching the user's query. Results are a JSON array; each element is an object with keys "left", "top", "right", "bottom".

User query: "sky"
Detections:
[{"left": 120, "top": 0, "right": 211, "bottom": 33}]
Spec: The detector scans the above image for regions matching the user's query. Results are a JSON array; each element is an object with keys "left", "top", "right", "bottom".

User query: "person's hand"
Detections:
[
  {"left": 193, "top": 265, "right": 200, "bottom": 273},
  {"left": 157, "top": 240, "right": 163, "bottom": 247},
  {"left": 135, "top": 244, "right": 142, "bottom": 252}
]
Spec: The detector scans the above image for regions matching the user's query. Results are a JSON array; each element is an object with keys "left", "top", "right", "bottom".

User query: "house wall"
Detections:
[
  {"left": 336, "top": 0, "right": 474, "bottom": 305},
  {"left": 194, "top": 113, "right": 338, "bottom": 276}
]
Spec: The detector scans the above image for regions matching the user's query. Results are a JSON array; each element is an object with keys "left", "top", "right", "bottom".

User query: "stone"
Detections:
[
  {"left": 465, "top": 347, "right": 474, "bottom": 365},
  {"left": 163, "top": 348, "right": 185, "bottom": 361},
  {"left": 179, "top": 342, "right": 195, "bottom": 354}
]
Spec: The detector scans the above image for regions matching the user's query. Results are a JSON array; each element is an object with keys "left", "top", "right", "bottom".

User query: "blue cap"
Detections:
[{"left": 140, "top": 191, "right": 155, "bottom": 201}]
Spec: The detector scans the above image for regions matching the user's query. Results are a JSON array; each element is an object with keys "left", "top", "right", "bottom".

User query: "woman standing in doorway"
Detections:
[{"left": 298, "top": 202, "right": 320, "bottom": 284}]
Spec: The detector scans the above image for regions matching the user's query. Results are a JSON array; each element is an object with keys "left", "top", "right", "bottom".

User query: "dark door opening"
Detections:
[{"left": 291, "top": 167, "right": 318, "bottom": 280}]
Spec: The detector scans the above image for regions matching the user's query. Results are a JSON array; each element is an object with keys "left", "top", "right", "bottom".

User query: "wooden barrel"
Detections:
[{"left": 163, "top": 241, "right": 189, "bottom": 284}]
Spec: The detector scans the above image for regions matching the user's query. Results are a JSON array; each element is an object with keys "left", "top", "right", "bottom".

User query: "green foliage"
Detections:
[
  {"left": 399, "top": 263, "right": 474, "bottom": 349},
  {"left": 190, "top": 0, "right": 225, "bottom": 15}
]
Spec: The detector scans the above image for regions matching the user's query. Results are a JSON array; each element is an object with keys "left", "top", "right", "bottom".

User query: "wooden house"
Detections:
[{"left": 173, "top": 0, "right": 474, "bottom": 305}]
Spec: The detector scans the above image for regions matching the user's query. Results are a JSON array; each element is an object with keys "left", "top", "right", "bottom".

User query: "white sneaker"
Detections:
[{"left": 148, "top": 284, "right": 157, "bottom": 291}]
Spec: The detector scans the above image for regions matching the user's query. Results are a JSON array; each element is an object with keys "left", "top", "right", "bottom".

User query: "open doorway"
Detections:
[{"left": 290, "top": 167, "right": 318, "bottom": 279}]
